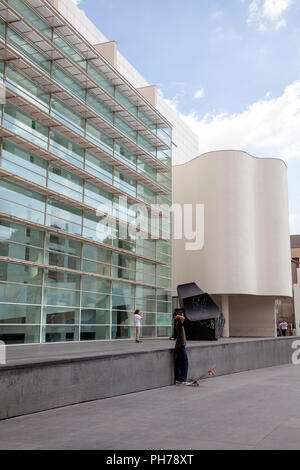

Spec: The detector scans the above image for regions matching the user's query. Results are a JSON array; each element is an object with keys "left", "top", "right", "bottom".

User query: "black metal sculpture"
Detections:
[{"left": 177, "top": 282, "right": 225, "bottom": 340}]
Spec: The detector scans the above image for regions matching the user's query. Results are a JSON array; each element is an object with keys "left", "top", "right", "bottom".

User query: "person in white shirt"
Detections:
[
  {"left": 279, "top": 320, "right": 288, "bottom": 336},
  {"left": 134, "top": 309, "right": 143, "bottom": 343}
]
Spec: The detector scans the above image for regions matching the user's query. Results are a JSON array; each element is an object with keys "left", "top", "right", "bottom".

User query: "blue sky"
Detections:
[{"left": 76, "top": 0, "right": 300, "bottom": 234}]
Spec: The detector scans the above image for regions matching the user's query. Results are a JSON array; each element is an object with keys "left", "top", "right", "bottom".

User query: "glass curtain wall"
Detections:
[{"left": 0, "top": 2, "right": 172, "bottom": 344}]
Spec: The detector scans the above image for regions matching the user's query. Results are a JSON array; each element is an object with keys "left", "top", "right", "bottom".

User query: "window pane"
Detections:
[
  {"left": 86, "top": 122, "right": 114, "bottom": 153},
  {"left": 115, "top": 116, "right": 136, "bottom": 142},
  {"left": 0, "top": 241, "right": 43, "bottom": 263},
  {"left": 140, "top": 326, "right": 156, "bottom": 338},
  {"left": 9, "top": 0, "right": 52, "bottom": 39},
  {"left": 81, "top": 292, "right": 110, "bottom": 309},
  {"left": 43, "top": 307, "right": 79, "bottom": 325},
  {"left": 2, "top": 140, "right": 47, "bottom": 186},
  {"left": 112, "top": 281, "right": 135, "bottom": 297},
  {"left": 87, "top": 93, "right": 113, "bottom": 123},
  {"left": 82, "top": 259, "right": 110, "bottom": 276},
  {"left": 112, "top": 295, "right": 134, "bottom": 310},
  {"left": 81, "top": 276, "right": 110, "bottom": 294},
  {"left": 0, "top": 325, "right": 40, "bottom": 344},
  {"left": 8, "top": 27, "right": 50, "bottom": 73},
  {"left": 88, "top": 64, "right": 114, "bottom": 95},
  {"left": 157, "top": 313, "right": 172, "bottom": 326},
  {"left": 0, "top": 261, "right": 42, "bottom": 284},
  {"left": 0, "top": 220, "right": 44, "bottom": 247},
  {"left": 46, "top": 233, "right": 81, "bottom": 257},
  {"left": 81, "top": 309, "right": 110, "bottom": 325},
  {"left": 51, "top": 97, "right": 85, "bottom": 135},
  {"left": 44, "top": 270, "right": 80, "bottom": 290},
  {"left": 80, "top": 325, "right": 110, "bottom": 341},
  {"left": 0, "top": 180, "right": 45, "bottom": 212},
  {"left": 0, "top": 283, "right": 41, "bottom": 304},
  {"left": 43, "top": 287, "right": 80, "bottom": 307},
  {"left": 0, "top": 304, "right": 41, "bottom": 324},
  {"left": 46, "top": 251, "right": 81, "bottom": 271},
  {"left": 47, "top": 199, "right": 82, "bottom": 236},
  {"left": 42, "top": 325, "right": 79, "bottom": 343},
  {"left": 111, "top": 325, "right": 134, "bottom": 340},
  {"left": 83, "top": 243, "right": 111, "bottom": 263},
  {"left": 50, "top": 129, "right": 84, "bottom": 168},
  {"left": 53, "top": 32, "right": 86, "bottom": 70},
  {"left": 53, "top": 64, "right": 85, "bottom": 101},
  {"left": 112, "top": 310, "right": 131, "bottom": 325},
  {"left": 4, "top": 102, "right": 48, "bottom": 148},
  {"left": 157, "top": 326, "right": 172, "bottom": 337},
  {"left": 6, "top": 64, "right": 50, "bottom": 111},
  {"left": 115, "top": 89, "right": 137, "bottom": 116},
  {"left": 85, "top": 151, "right": 113, "bottom": 184},
  {"left": 48, "top": 165, "right": 83, "bottom": 202},
  {"left": 84, "top": 182, "right": 112, "bottom": 212}
]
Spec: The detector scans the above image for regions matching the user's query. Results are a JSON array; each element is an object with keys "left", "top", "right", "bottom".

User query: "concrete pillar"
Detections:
[{"left": 222, "top": 295, "right": 230, "bottom": 338}]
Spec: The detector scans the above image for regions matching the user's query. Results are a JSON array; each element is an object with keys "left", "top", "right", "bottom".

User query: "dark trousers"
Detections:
[
  {"left": 175, "top": 346, "right": 188, "bottom": 382},
  {"left": 281, "top": 329, "right": 287, "bottom": 336}
]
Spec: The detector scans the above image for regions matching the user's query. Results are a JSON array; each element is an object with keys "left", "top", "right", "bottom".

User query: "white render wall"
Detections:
[
  {"left": 172, "top": 150, "right": 292, "bottom": 298},
  {"left": 54, "top": 0, "right": 199, "bottom": 164}
]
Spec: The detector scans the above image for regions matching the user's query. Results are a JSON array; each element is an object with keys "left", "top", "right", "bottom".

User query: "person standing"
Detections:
[
  {"left": 173, "top": 309, "right": 189, "bottom": 385},
  {"left": 134, "top": 309, "right": 143, "bottom": 343},
  {"left": 279, "top": 320, "right": 288, "bottom": 336}
]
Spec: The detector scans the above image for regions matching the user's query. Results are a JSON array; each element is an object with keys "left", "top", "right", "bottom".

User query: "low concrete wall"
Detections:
[
  {"left": 187, "top": 337, "right": 297, "bottom": 380},
  {"left": 0, "top": 337, "right": 297, "bottom": 420}
]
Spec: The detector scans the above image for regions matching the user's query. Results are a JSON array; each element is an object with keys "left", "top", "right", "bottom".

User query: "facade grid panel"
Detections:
[{"left": 0, "top": 2, "right": 172, "bottom": 344}]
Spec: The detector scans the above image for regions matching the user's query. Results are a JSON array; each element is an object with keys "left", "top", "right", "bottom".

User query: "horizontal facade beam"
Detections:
[
  {"left": 0, "top": 127, "right": 168, "bottom": 213},
  {"left": 5, "top": 90, "right": 169, "bottom": 194},
  {"left": 0, "top": 255, "right": 169, "bottom": 290},
  {"left": 0, "top": 0, "right": 171, "bottom": 149},
  {"left": 0, "top": 40, "right": 170, "bottom": 173},
  {"left": 0, "top": 212, "right": 169, "bottom": 266},
  {"left": 38, "top": 0, "right": 172, "bottom": 128},
  {"left": 0, "top": 167, "right": 170, "bottom": 243}
]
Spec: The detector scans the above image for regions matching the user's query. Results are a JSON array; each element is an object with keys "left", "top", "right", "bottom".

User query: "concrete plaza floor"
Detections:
[{"left": 1, "top": 363, "right": 300, "bottom": 450}]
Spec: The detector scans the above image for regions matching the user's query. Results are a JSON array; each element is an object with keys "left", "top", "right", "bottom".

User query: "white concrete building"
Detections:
[{"left": 172, "top": 150, "right": 293, "bottom": 337}]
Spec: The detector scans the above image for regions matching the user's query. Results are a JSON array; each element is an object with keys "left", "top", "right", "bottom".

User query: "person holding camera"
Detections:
[
  {"left": 134, "top": 309, "right": 143, "bottom": 343},
  {"left": 173, "top": 309, "right": 189, "bottom": 385}
]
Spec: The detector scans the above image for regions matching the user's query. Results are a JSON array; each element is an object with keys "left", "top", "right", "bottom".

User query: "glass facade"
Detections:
[{"left": 0, "top": 2, "right": 172, "bottom": 344}]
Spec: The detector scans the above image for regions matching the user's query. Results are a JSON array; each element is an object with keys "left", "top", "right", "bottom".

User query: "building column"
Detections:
[{"left": 222, "top": 295, "right": 230, "bottom": 338}]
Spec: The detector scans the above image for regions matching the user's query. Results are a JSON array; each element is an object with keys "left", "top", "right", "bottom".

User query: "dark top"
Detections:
[{"left": 174, "top": 320, "right": 186, "bottom": 349}]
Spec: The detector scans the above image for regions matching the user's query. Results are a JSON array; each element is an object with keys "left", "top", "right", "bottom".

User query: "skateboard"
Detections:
[{"left": 187, "top": 365, "right": 216, "bottom": 387}]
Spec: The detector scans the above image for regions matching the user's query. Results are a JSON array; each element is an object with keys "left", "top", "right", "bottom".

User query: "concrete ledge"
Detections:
[{"left": 0, "top": 337, "right": 298, "bottom": 420}]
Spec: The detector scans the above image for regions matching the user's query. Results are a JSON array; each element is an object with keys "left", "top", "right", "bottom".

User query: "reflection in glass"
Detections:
[
  {"left": 0, "top": 325, "right": 40, "bottom": 344},
  {"left": 42, "top": 325, "right": 79, "bottom": 343}
]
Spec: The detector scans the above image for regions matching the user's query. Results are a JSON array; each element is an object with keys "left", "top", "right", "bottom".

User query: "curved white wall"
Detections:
[{"left": 172, "top": 150, "right": 292, "bottom": 297}]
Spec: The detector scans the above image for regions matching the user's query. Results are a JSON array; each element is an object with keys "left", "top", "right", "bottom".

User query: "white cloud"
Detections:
[
  {"left": 171, "top": 80, "right": 300, "bottom": 163},
  {"left": 194, "top": 89, "right": 205, "bottom": 100},
  {"left": 248, "top": 0, "right": 294, "bottom": 30},
  {"left": 212, "top": 10, "right": 223, "bottom": 19},
  {"left": 71, "top": 0, "right": 81, "bottom": 4}
]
